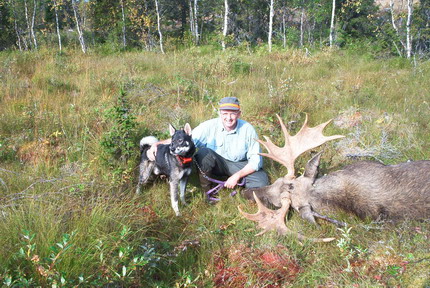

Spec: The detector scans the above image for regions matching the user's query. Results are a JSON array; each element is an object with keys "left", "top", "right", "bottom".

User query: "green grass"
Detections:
[{"left": 0, "top": 46, "right": 429, "bottom": 287}]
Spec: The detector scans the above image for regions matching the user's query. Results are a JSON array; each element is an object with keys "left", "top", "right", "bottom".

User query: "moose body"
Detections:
[
  {"left": 239, "top": 114, "right": 430, "bottom": 239},
  {"left": 307, "top": 159, "right": 430, "bottom": 221}
]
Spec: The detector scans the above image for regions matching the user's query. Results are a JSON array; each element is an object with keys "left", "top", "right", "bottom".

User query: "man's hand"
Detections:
[
  {"left": 145, "top": 139, "right": 171, "bottom": 161},
  {"left": 146, "top": 144, "right": 158, "bottom": 161},
  {"left": 224, "top": 173, "right": 241, "bottom": 189}
]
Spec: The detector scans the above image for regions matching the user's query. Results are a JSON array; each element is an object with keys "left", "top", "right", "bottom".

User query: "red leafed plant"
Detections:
[{"left": 213, "top": 244, "right": 302, "bottom": 287}]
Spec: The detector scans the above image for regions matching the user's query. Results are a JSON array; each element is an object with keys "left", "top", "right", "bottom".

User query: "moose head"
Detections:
[
  {"left": 239, "top": 114, "right": 344, "bottom": 241},
  {"left": 239, "top": 114, "right": 430, "bottom": 241}
]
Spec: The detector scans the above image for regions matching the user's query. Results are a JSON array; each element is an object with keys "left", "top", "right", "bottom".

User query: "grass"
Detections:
[{"left": 0, "top": 45, "right": 429, "bottom": 287}]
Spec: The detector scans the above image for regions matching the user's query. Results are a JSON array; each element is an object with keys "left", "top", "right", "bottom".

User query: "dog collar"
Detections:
[{"left": 176, "top": 155, "right": 193, "bottom": 166}]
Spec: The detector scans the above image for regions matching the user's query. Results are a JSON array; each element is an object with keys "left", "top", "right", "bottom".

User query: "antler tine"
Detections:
[
  {"left": 258, "top": 114, "right": 345, "bottom": 178},
  {"left": 238, "top": 192, "right": 335, "bottom": 242},
  {"left": 238, "top": 192, "right": 292, "bottom": 236}
]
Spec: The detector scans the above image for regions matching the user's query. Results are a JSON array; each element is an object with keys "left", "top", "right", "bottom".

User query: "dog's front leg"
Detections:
[
  {"left": 179, "top": 177, "right": 188, "bottom": 206},
  {"left": 169, "top": 179, "right": 181, "bottom": 216}
]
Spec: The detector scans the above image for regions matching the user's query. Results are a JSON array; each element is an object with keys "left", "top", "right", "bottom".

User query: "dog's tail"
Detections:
[{"left": 139, "top": 136, "right": 159, "bottom": 153}]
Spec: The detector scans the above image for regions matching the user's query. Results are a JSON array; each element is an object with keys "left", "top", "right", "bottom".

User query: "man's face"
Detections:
[{"left": 220, "top": 109, "right": 241, "bottom": 131}]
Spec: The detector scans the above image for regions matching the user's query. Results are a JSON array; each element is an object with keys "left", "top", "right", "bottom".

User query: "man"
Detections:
[
  {"left": 192, "top": 97, "right": 269, "bottom": 190},
  {"left": 146, "top": 97, "right": 269, "bottom": 190}
]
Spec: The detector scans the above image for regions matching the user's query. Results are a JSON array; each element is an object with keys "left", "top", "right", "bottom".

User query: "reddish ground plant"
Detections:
[{"left": 213, "top": 244, "right": 302, "bottom": 287}]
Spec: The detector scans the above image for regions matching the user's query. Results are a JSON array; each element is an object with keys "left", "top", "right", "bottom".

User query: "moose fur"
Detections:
[{"left": 243, "top": 153, "right": 430, "bottom": 223}]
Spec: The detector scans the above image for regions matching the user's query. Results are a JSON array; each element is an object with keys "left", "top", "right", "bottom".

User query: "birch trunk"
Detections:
[
  {"left": 300, "top": 8, "right": 304, "bottom": 47},
  {"left": 189, "top": 0, "right": 194, "bottom": 35},
  {"left": 268, "top": 0, "right": 274, "bottom": 52},
  {"left": 120, "top": 0, "right": 127, "bottom": 48},
  {"left": 221, "top": 0, "right": 229, "bottom": 50},
  {"left": 154, "top": 0, "right": 164, "bottom": 54},
  {"left": 10, "top": 0, "right": 24, "bottom": 50},
  {"left": 406, "top": 0, "right": 413, "bottom": 58},
  {"left": 193, "top": 0, "right": 199, "bottom": 44},
  {"left": 72, "top": 0, "right": 86, "bottom": 53},
  {"left": 389, "top": 0, "right": 407, "bottom": 56},
  {"left": 53, "top": 0, "right": 62, "bottom": 51},
  {"left": 30, "top": 0, "right": 37, "bottom": 49},
  {"left": 282, "top": 9, "right": 286, "bottom": 48},
  {"left": 24, "top": 0, "right": 32, "bottom": 48},
  {"left": 329, "top": 0, "right": 336, "bottom": 47}
]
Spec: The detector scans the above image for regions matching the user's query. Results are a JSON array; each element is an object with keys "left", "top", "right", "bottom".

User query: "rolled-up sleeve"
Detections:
[{"left": 246, "top": 129, "right": 263, "bottom": 171}]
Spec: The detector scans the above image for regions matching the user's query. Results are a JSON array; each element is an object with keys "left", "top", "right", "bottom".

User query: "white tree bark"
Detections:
[
  {"left": 193, "top": 0, "right": 199, "bottom": 44},
  {"left": 406, "top": 0, "right": 413, "bottom": 58},
  {"left": 221, "top": 0, "right": 229, "bottom": 50},
  {"left": 282, "top": 8, "right": 286, "bottom": 48},
  {"left": 189, "top": 0, "right": 194, "bottom": 35},
  {"left": 10, "top": 0, "right": 24, "bottom": 50},
  {"left": 300, "top": 7, "right": 304, "bottom": 47},
  {"left": 23, "top": 0, "right": 32, "bottom": 48},
  {"left": 154, "top": 0, "right": 164, "bottom": 54},
  {"left": 120, "top": 0, "right": 127, "bottom": 48},
  {"left": 53, "top": 0, "right": 62, "bottom": 51},
  {"left": 30, "top": 0, "right": 37, "bottom": 49},
  {"left": 72, "top": 0, "right": 86, "bottom": 53},
  {"left": 389, "top": 0, "right": 408, "bottom": 56},
  {"left": 329, "top": 0, "right": 336, "bottom": 47},
  {"left": 268, "top": 0, "right": 274, "bottom": 52}
]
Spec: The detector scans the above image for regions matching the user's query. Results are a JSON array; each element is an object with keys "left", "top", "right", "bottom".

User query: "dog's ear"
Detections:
[
  {"left": 169, "top": 124, "right": 176, "bottom": 136},
  {"left": 183, "top": 123, "right": 192, "bottom": 136}
]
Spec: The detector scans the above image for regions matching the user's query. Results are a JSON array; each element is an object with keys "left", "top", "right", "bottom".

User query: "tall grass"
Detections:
[{"left": 0, "top": 46, "right": 429, "bottom": 287}]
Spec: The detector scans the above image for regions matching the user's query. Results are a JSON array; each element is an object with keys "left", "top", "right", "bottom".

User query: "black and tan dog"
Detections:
[{"left": 136, "top": 123, "right": 195, "bottom": 216}]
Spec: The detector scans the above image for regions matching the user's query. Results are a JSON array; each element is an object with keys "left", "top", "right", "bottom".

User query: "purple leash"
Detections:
[{"left": 205, "top": 177, "right": 246, "bottom": 202}]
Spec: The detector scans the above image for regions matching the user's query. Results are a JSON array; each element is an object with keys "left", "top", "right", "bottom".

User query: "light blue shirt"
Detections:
[{"left": 192, "top": 118, "right": 263, "bottom": 171}]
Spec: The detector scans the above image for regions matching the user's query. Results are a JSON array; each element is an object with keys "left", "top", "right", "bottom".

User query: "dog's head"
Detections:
[{"left": 169, "top": 123, "right": 195, "bottom": 157}]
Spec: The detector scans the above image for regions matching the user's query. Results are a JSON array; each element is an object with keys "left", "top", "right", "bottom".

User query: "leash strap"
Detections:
[{"left": 194, "top": 159, "right": 245, "bottom": 201}]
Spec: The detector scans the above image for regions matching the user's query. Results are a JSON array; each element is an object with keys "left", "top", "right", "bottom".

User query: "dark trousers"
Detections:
[{"left": 194, "top": 147, "right": 269, "bottom": 188}]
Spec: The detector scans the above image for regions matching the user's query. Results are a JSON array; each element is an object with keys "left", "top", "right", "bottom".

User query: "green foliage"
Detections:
[
  {"left": 100, "top": 88, "right": 138, "bottom": 164},
  {"left": 336, "top": 226, "right": 368, "bottom": 272},
  {"left": 1, "top": 227, "right": 161, "bottom": 287},
  {"left": 0, "top": 47, "right": 429, "bottom": 287}
]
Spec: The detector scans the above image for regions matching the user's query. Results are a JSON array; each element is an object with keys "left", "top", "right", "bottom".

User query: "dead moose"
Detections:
[{"left": 239, "top": 114, "right": 430, "bottom": 241}]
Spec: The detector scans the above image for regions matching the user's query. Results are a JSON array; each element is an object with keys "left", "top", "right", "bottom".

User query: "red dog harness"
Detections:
[{"left": 176, "top": 155, "right": 193, "bottom": 166}]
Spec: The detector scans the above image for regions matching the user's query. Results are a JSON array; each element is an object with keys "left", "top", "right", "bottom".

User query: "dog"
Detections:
[{"left": 136, "top": 123, "right": 195, "bottom": 216}]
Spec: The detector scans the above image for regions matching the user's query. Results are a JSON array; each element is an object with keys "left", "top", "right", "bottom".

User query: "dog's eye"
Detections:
[{"left": 178, "top": 139, "right": 183, "bottom": 144}]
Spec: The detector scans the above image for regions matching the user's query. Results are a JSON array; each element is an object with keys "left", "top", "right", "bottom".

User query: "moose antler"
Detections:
[
  {"left": 258, "top": 114, "right": 344, "bottom": 178},
  {"left": 238, "top": 192, "right": 335, "bottom": 242},
  {"left": 239, "top": 114, "right": 344, "bottom": 240}
]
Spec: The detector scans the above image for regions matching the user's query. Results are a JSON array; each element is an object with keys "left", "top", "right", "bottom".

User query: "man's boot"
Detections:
[{"left": 198, "top": 172, "right": 213, "bottom": 193}]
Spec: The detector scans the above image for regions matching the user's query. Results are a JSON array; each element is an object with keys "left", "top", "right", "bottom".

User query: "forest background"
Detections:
[{"left": 0, "top": 0, "right": 430, "bottom": 287}]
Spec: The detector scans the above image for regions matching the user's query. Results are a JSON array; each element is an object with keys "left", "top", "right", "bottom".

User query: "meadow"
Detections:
[{"left": 0, "top": 45, "right": 429, "bottom": 287}]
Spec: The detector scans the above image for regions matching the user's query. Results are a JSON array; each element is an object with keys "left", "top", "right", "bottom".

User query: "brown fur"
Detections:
[{"left": 243, "top": 155, "right": 430, "bottom": 223}]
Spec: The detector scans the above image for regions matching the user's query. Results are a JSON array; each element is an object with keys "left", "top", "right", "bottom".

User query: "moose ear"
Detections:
[
  {"left": 169, "top": 124, "right": 176, "bottom": 136},
  {"left": 304, "top": 152, "right": 322, "bottom": 182},
  {"left": 183, "top": 123, "right": 192, "bottom": 136}
]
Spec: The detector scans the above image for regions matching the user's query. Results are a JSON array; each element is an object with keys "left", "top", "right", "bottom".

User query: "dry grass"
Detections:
[{"left": 0, "top": 46, "right": 429, "bottom": 287}]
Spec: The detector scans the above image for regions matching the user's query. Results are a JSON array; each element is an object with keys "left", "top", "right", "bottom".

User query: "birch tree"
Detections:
[
  {"left": 154, "top": 0, "right": 164, "bottom": 53},
  {"left": 8, "top": 0, "right": 26, "bottom": 50},
  {"left": 120, "top": 0, "right": 127, "bottom": 48},
  {"left": 329, "top": 0, "right": 336, "bottom": 47},
  {"left": 189, "top": 0, "right": 194, "bottom": 36},
  {"left": 24, "top": 0, "right": 37, "bottom": 49},
  {"left": 221, "top": 0, "right": 229, "bottom": 50},
  {"left": 53, "top": 0, "right": 62, "bottom": 51},
  {"left": 193, "top": 0, "right": 199, "bottom": 44},
  {"left": 71, "top": 0, "right": 86, "bottom": 53},
  {"left": 300, "top": 7, "right": 304, "bottom": 47},
  {"left": 406, "top": 0, "right": 413, "bottom": 58},
  {"left": 268, "top": 0, "right": 274, "bottom": 52}
]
